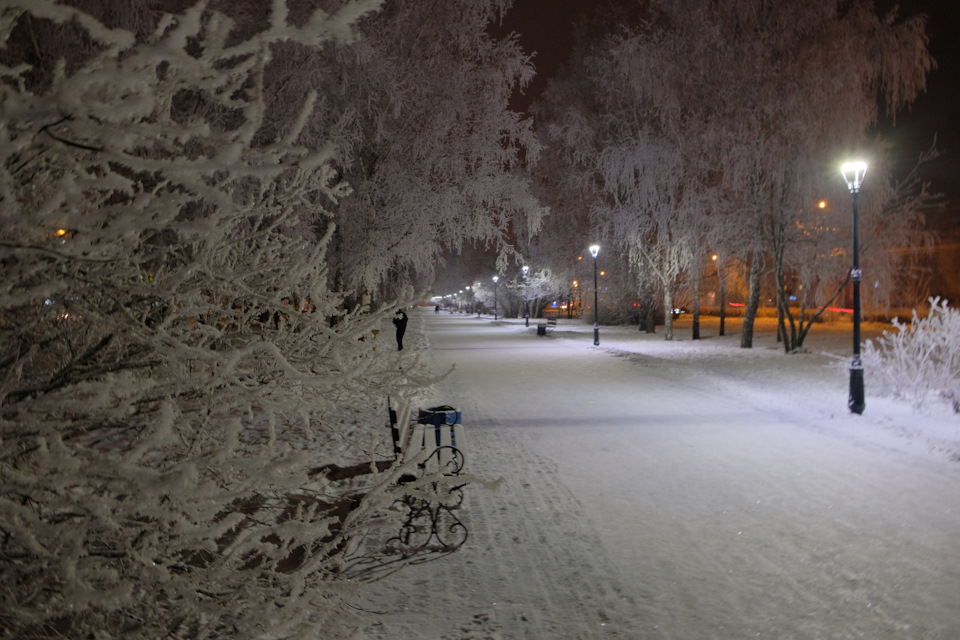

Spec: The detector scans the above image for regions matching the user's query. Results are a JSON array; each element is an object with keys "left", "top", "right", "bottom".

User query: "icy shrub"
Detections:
[{"left": 863, "top": 297, "right": 960, "bottom": 412}]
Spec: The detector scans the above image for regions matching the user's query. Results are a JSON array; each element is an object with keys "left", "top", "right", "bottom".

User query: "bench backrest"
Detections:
[
  {"left": 389, "top": 397, "right": 465, "bottom": 475},
  {"left": 389, "top": 399, "right": 415, "bottom": 456}
]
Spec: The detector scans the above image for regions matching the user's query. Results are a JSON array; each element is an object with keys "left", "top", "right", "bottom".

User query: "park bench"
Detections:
[
  {"left": 314, "top": 397, "right": 469, "bottom": 552},
  {"left": 175, "top": 399, "right": 468, "bottom": 580},
  {"left": 537, "top": 317, "right": 557, "bottom": 335}
]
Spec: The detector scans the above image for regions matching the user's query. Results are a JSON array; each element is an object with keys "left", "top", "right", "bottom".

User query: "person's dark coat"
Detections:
[{"left": 393, "top": 310, "right": 408, "bottom": 350}]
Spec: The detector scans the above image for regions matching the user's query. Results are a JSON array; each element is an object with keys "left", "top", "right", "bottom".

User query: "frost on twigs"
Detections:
[
  {"left": 864, "top": 297, "right": 960, "bottom": 413},
  {"left": 0, "top": 1, "right": 440, "bottom": 638}
]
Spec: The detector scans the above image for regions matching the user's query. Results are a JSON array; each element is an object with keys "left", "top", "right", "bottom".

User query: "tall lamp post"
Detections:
[
  {"left": 522, "top": 265, "right": 530, "bottom": 327},
  {"left": 492, "top": 275, "right": 499, "bottom": 321},
  {"left": 712, "top": 254, "right": 726, "bottom": 336},
  {"left": 589, "top": 244, "right": 600, "bottom": 346},
  {"left": 841, "top": 161, "right": 867, "bottom": 415}
]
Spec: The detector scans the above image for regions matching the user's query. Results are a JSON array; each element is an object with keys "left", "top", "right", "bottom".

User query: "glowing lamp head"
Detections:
[
  {"left": 841, "top": 161, "right": 867, "bottom": 193},
  {"left": 492, "top": 275, "right": 499, "bottom": 283},
  {"left": 589, "top": 244, "right": 600, "bottom": 259}
]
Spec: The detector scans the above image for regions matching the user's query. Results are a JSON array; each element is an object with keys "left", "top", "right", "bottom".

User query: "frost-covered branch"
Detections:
[{"left": 0, "top": 2, "right": 446, "bottom": 638}]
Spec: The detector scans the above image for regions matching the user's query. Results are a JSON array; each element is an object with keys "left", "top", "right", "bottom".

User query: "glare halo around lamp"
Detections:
[{"left": 841, "top": 160, "right": 867, "bottom": 415}]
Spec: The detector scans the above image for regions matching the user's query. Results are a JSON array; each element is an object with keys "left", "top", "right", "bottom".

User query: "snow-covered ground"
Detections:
[{"left": 357, "top": 308, "right": 960, "bottom": 640}]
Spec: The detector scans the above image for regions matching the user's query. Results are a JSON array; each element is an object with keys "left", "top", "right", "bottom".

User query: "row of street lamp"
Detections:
[
  {"left": 588, "top": 160, "right": 866, "bottom": 416},
  {"left": 438, "top": 162, "right": 865, "bottom": 415},
  {"left": 485, "top": 248, "right": 603, "bottom": 344}
]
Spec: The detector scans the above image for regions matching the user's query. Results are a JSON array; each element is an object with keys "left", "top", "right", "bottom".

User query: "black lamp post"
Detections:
[
  {"left": 841, "top": 161, "right": 867, "bottom": 415},
  {"left": 522, "top": 265, "right": 530, "bottom": 327},
  {"left": 712, "top": 254, "right": 726, "bottom": 336},
  {"left": 492, "top": 275, "right": 499, "bottom": 321},
  {"left": 589, "top": 244, "right": 600, "bottom": 346}
]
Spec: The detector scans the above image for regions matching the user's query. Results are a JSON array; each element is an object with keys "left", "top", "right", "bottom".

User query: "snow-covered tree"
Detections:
[
  {"left": 535, "top": 3, "right": 715, "bottom": 340},
  {"left": 772, "top": 147, "right": 937, "bottom": 352},
  {"left": 520, "top": 267, "right": 568, "bottom": 318},
  {"left": 275, "top": 0, "right": 546, "bottom": 305},
  {"left": 0, "top": 2, "right": 456, "bottom": 637},
  {"left": 684, "top": 0, "right": 935, "bottom": 348},
  {"left": 533, "top": 0, "right": 934, "bottom": 346}
]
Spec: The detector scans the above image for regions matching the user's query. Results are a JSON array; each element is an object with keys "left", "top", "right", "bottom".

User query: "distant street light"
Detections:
[
  {"left": 841, "top": 160, "right": 868, "bottom": 415},
  {"left": 712, "top": 253, "right": 726, "bottom": 336},
  {"left": 492, "top": 275, "right": 499, "bottom": 321},
  {"left": 522, "top": 265, "right": 530, "bottom": 327},
  {"left": 589, "top": 244, "right": 600, "bottom": 346}
]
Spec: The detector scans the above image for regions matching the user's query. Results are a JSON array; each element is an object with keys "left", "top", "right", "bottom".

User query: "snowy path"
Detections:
[{"left": 360, "top": 310, "right": 960, "bottom": 639}]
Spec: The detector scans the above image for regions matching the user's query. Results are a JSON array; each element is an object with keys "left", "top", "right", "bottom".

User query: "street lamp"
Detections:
[
  {"left": 492, "top": 275, "right": 499, "bottom": 321},
  {"left": 841, "top": 160, "right": 867, "bottom": 415},
  {"left": 589, "top": 244, "right": 600, "bottom": 346},
  {"left": 522, "top": 265, "right": 530, "bottom": 327},
  {"left": 712, "top": 254, "right": 726, "bottom": 336}
]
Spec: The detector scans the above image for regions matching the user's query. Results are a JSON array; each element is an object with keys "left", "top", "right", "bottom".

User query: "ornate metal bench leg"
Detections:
[{"left": 389, "top": 484, "right": 468, "bottom": 553}]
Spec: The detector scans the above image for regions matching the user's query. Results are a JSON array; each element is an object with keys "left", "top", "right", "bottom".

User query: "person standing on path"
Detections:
[{"left": 393, "top": 309, "right": 408, "bottom": 350}]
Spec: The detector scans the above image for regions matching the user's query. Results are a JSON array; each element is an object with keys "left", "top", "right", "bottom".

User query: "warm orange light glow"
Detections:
[
  {"left": 56, "top": 228, "right": 67, "bottom": 236},
  {"left": 599, "top": 271, "right": 605, "bottom": 276},
  {"left": 711, "top": 254, "right": 718, "bottom": 261},
  {"left": 818, "top": 200, "right": 827, "bottom": 209},
  {"left": 572, "top": 280, "right": 578, "bottom": 287}
]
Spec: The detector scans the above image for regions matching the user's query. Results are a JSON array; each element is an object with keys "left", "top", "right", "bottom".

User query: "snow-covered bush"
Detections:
[
  {"left": 1, "top": 2, "right": 450, "bottom": 638},
  {"left": 863, "top": 297, "right": 960, "bottom": 412}
]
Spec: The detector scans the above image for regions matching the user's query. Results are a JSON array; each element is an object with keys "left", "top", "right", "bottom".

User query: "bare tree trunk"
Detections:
[
  {"left": 740, "top": 250, "right": 762, "bottom": 348},
  {"left": 638, "top": 300, "right": 656, "bottom": 333},
  {"left": 692, "top": 265, "right": 701, "bottom": 340},
  {"left": 718, "top": 259, "right": 726, "bottom": 336},
  {"left": 664, "top": 288, "right": 674, "bottom": 340}
]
